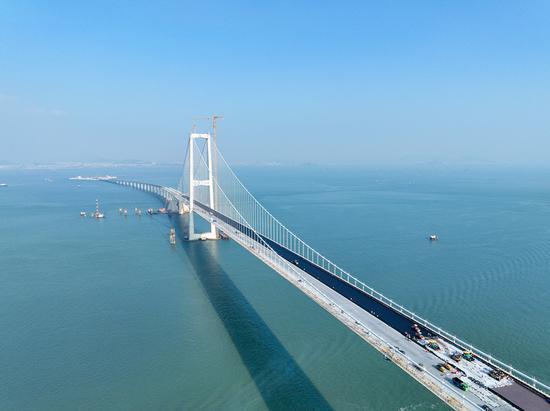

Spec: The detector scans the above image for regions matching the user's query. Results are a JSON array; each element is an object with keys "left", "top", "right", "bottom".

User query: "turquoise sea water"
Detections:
[{"left": 1, "top": 166, "right": 549, "bottom": 410}]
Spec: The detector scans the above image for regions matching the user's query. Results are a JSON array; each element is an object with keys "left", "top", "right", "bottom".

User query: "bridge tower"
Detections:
[{"left": 188, "top": 132, "right": 218, "bottom": 240}]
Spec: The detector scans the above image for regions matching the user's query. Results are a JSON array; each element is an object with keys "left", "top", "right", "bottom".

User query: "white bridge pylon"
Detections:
[{"left": 188, "top": 132, "right": 217, "bottom": 241}]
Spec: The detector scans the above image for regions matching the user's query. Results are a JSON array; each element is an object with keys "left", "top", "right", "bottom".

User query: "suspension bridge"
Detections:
[{"left": 107, "top": 131, "right": 550, "bottom": 411}]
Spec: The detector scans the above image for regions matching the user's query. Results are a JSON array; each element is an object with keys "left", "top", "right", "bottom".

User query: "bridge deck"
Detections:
[{"left": 110, "top": 180, "right": 550, "bottom": 411}]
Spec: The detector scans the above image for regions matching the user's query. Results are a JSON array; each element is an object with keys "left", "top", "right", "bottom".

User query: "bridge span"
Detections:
[{"left": 104, "top": 132, "right": 550, "bottom": 411}]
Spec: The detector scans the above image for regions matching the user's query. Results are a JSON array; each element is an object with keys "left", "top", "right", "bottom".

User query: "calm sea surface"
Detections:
[{"left": 1, "top": 166, "right": 549, "bottom": 410}]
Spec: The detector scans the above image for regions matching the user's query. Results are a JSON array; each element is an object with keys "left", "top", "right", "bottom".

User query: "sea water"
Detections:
[{"left": 1, "top": 166, "right": 549, "bottom": 410}]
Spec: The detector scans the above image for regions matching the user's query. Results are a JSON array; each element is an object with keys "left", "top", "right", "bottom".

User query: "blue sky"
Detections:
[{"left": 1, "top": 1, "right": 549, "bottom": 166}]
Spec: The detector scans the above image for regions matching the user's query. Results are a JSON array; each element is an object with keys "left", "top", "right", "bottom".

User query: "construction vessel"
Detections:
[{"left": 92, "top": 199, "right": 105, "bottom": 219}]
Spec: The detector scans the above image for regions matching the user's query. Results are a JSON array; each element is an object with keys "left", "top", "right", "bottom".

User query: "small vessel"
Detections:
[
  {"left": 93, "top": 199, "right": 105, "bottom": 219},
  {"left": 0, "top": 183, "right": 7, "bottom": 187},
  {"left": 80, "top": 211, "right": 87, "bottom": 217},
  {"left": 429, "top": 234, "right": 439, "bottom": 241},
  {"left": 123, "top": 209, "right": 128, "bottom": 216},
  {"left": 169, "top": 228, "right": 176, "bottom": 245}
]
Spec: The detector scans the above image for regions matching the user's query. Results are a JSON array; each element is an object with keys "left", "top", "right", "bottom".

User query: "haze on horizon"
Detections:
[{"left": 1, "top": 1, "right": 549, "bottom": 167}]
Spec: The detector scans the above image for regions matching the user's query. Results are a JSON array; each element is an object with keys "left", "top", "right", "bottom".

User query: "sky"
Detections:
[{"left": 1, "top": 1, "right": 549, "bottom": 166}]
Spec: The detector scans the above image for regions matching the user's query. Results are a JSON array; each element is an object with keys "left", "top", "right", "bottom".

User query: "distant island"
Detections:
[{"left": 69, "top": 175, "right": 117, "bottom": 181}]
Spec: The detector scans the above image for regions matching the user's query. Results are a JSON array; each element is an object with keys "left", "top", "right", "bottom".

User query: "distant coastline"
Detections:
[{"left": 0, "top": 161, "right": 179, "bottom": 171}]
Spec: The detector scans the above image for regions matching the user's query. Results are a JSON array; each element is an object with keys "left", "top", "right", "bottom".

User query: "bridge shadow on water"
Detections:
[{"left": 169, "top": 215, "right": 333, "bottom": 411}]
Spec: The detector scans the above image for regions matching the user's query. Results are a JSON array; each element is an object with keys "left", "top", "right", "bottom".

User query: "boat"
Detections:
[
  {"left": 0, "top": 183, "right": 7, "bottom": 187},
  {"left": 169, "top": 228, "right": 176, "bottom": 245},
  {"left": 93, "top": 199, "right": 105, "bottom": 219},
  {"left": 80, "top": 211, "right": 86, "bottom": 217},
  {"left": 429, "top": 234, "right": 439, "bottom": 241}
]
